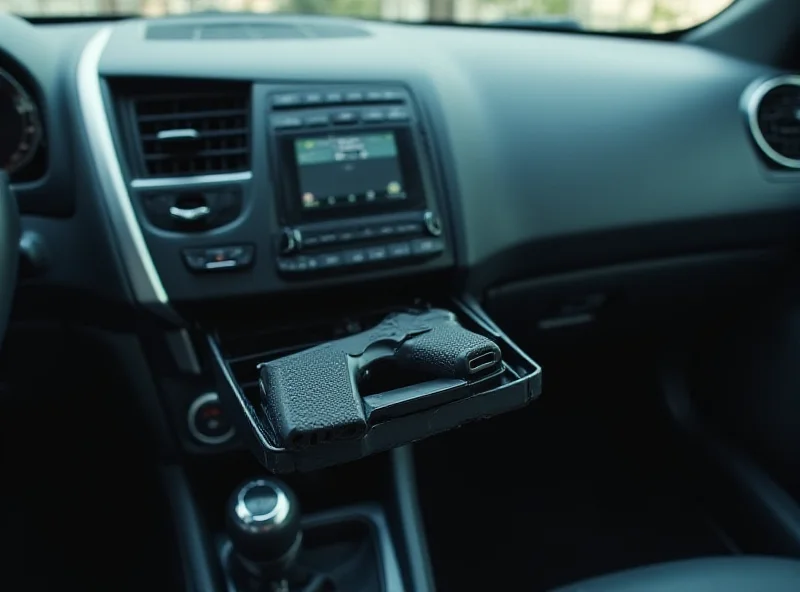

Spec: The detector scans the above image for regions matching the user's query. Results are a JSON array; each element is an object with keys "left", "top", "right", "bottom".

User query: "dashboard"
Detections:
[{"left": 1, "top": 12, "right": 800, "bottom": 327}]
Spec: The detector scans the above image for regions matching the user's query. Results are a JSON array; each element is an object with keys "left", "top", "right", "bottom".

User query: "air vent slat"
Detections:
[
  {"left": 132, "top": 89, "right": 250, "bottom": 178},
  {"left": 144, "top": 147, "right": 248, "bottom": 161},
  {"left": 140, "top": 128, "right": 249, "bottom": 141},
  {"left": 136, "top": 108, "right": 247, "bottom": 123},
  {"left": 747, "top": 76, "right": 800, "bottom": 170}
]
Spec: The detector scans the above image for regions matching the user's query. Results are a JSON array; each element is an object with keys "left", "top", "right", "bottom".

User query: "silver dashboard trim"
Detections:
[
  {"left": 76, "top": 27, "right": 179, "bottom": 322},
  {"left": 743, "top": 74, "right": 800, "bottom": 170},
  {"left": 131, "top": 171, "right": 252, "bottom": 189}
]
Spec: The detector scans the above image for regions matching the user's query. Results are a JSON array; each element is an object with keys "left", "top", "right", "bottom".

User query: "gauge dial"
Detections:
[{"left": 0, "top": 68, "right": 42, "bottom": 175}]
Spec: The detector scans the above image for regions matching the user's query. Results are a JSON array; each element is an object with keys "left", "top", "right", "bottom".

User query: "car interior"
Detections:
[{"left": 2, "top": 0, "right": 800, "bottom": 590}]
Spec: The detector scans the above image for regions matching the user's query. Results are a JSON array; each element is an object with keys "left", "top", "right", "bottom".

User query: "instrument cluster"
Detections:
[{"left": 0, "top": 66, "right": 44, "bottom": 182}]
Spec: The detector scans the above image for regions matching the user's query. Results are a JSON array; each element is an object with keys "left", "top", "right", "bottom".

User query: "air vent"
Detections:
[
  {"left": 133, "top": 90, "right": 250, "bottom": 177},
  {"left": 145, "top": 21, "right": 370, "bottom": 40},
  {"left": 746, "top": 75, "right": 800, "bottom": 169}
]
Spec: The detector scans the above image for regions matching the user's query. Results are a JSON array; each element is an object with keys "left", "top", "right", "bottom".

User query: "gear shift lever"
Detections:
[{"left": 226, "top": 478, "right": 302, "bottom": 591}]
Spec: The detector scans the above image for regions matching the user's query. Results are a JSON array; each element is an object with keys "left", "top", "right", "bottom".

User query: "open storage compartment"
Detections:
[{"left": 206, "top": 295, "right": 541, "bottom": 473}]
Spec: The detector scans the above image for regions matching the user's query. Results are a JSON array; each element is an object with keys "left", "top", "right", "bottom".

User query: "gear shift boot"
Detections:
[{"left": 222, "top": 480, "right": 389, "bottom": 592}]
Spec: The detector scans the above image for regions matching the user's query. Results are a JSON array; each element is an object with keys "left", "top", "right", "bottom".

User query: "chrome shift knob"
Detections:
[{"left": 226, "top": 478, "right": 302, "bottom": 568}]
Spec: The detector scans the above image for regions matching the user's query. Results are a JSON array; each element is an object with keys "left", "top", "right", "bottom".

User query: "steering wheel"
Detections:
[{"left": 0, "top": 171, "right": 18, "bottom": 349}]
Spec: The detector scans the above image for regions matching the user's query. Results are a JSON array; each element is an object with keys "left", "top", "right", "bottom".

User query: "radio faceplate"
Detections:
[
  {"left": 276, "top": 210, "right": 444, "bottom": 276},
  {"left": 267, "top": 85, "right": 446, "bottom": 279}
]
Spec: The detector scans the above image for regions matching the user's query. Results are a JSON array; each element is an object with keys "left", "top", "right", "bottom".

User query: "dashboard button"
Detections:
[
  {"left": 277, "top": 258, "right": 297, "bottom": 272},
  {"left": 388, "top": 242, "right": 412, "bottom": 258},
  {"left": 355, "top": 227, "right": 376, "bottom": 240},
  {"left": 332, "top": 111, "right": 359, "bottom": 124},
  {"left": 188, "top": 393, "right": 235, "bottom": 446},
  {"left": 272, "top": 93, "right": 302, "bottom": 108},
  {"left": 183, "top": 245, "right": 254, "bottom": 272},
  {"left": 337, "top": 230, "right": 355, "bottom": 242},
  {"left": 365, "top": 90, "right": 384, "bottom": 102},
  {"left": 386, "top": 107, "right": 409, "bottom": 121},
  {"left": 411, "top": 238, "right": 444, "bottom": 256},
  {"left": 343, "top": 249, "right": 367, "bottom": 265},
  {"left": 303, "top": 235, "right": 320, "bottom": 248},
  {"left": 345, "top": 91, "right": 365, "bottom": 102},
  {"left": 272, "top": 115, "right": 303, "bottom": 129},
  {"left": 381, "top": 90, "right": 405, "bottom": 102},
  {"left": 362, "top": 109, "right": 387, "bottom": 123},
  {"left": 183, "top": 249, "right": 207, "bottom": 270},
  {"left": 226, "top": 245, "right": 255, "bottom": 266},
  {"left": 319, "top": 253, "right": 343, "bottom": 268},
  {"left": 378, "top": 225, "right": 395, "bottom": 236},
  {"left": 366, "top": 246, "right": 388, "bottom": 261},
  {"left": 324, "top": 91, "right": 344, "bottom": 103},
  {"left": 303, "top": 92, "right": 323, "bottom": 105},
  {"left": 394, "top": 222, "right": 423, "bottom": 235},
  {"left": 305, "top": 114, "right": 330, "bottom": 127},
  {"left": 318, "top": 233, "right": 338, "bottom": 245},
  {"left": 295, "top": 256, "right": 311, "bottom": 271}
]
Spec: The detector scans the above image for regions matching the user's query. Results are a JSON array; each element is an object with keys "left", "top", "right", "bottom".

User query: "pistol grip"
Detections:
[
  {"left": 395, "top": 323, "right": 501, "bottom": 379},
  {"left": 259, "top": 343, "right": 367, "bottom": 450}
]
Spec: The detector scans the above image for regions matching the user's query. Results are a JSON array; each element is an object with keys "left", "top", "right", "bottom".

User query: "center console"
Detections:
[
  {"left": 97, "top": 67, "right": 531, "bottom": 592},
  {"left": 111, "top": 79, "right": 454, "bottom": 308}
]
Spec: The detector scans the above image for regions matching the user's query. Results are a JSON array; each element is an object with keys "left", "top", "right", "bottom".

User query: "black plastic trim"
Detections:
[
  {"left": 660, "top": 353, "right": 800, "bottom": 556},
  {"left": 390, "top": 446, "right": 436, "bottom": 592},
  {"left": 162, "top": 465, "right": 223, "bottom": 592}
]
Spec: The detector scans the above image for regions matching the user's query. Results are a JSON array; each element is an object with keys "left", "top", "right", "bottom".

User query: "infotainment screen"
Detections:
[{"left": 293, "top": 132, "right": 407, "bottom": 212}]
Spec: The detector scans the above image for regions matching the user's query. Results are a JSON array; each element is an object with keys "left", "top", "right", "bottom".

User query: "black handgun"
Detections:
[{"left": 258, "top": 308, "right": 502, "bottom": 450}]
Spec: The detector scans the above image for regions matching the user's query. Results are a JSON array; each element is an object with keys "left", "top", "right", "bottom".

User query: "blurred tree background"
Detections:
[
  {"left": 277, "top": 0, "right": 381, "bottom": 18},
  {"left": 278, "top": 0, "right": 573, "bottom": 20},
  {"left": 0, "top": 0, "right": 733, "bottom": 33}
]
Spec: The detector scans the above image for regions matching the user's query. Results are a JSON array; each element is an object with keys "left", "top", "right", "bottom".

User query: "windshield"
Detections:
[{"left": 2, "top": 0, "right": 735, "bottom": 34}]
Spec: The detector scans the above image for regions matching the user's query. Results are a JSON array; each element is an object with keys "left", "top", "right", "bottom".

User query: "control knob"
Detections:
[
  {"left": 279, "top": 227, "right": 302, "bottom": 255},
  {"left": 226, "top": 478, "right": 302, "bottom": 582},
  {"left": 423, "top": 211, "right": 443, "bottom": 237}
]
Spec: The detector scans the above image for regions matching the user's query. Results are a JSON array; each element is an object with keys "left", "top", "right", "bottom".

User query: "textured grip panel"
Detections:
[
  {"left": 259, "top": 343, "right": 366, "bottom": 450},
  {"left": 395, "top": 323, "right": 501, "bottom": 379}
]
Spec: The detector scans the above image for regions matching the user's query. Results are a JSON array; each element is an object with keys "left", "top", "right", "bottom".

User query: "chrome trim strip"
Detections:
[
  {"left": 743, "top": 74, "right": 800, "bottom": 170},
  {"left": 131, "top": 171, "right": 253, "bottom": 189},
  {"left": 76, "top": 27, "right": 179, "bottom": 322}
]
